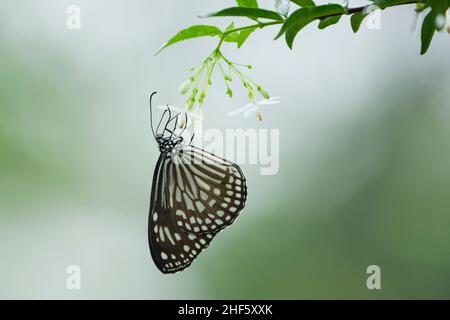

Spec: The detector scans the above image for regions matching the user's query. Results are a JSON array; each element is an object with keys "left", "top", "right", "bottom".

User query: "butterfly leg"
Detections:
[
  {"left": 156, "top": 109, "right": 169, "bottom": 134},
  {"left": 188, "top": 133, "right": 195, "bottom": 145}
]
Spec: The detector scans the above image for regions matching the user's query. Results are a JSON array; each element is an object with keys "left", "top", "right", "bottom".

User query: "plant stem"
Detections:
[
  {"left": 224, "top": 20, "right": 284, "bottom": 35},
  {"left": 215, "top": 20, "right": 284, "bottom": 51}
]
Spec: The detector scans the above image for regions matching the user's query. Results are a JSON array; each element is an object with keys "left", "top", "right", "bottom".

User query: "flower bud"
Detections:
[
  {"left": 179, "top": 78, "right": 194, "bottom": 95},
  {"left": 226, "top": 88, "right": 233, "bottom": 98},
  {"left": 244, "top": 82, "right": 253, "bottom": 90},
  {"left": 179, "top": 115, "right": 187, "bottom": 129},
  {"left": 257, "top": 86, "right": 270, "bottom": 99},
  {"left": 248, "top": 90, "right": 255, "bottom": 100},
  {"left": 255, "top": 109, "right": 263, "bottom": 122},
  {"left": 435, "top": 14, "right": 446, "bottom": 30},
  {"left": 187, "top": 97, "right": 195, "bottom": 110},
  {"left": 198, "top": 92, "right": 206, "bottom": 105}
]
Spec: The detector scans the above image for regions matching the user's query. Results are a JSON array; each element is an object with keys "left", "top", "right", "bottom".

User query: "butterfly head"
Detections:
[
  {"left": 149, "top": 92, "right": 186, "bottom": 154},
  {"left": 155, "top": 133, "right": 164, "bottom": 144},
  {"left": 157, "top": 134, "right": 183, "bottom": 154}
]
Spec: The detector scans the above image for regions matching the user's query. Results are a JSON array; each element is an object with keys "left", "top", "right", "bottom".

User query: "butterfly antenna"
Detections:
[{"left": 149, "top": 92, "right": 158, "bottom": 138}]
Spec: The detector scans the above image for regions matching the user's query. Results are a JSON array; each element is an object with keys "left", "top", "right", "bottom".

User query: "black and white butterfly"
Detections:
[{"left": 147, "top": 92, "right": 248, "bottom": 274}]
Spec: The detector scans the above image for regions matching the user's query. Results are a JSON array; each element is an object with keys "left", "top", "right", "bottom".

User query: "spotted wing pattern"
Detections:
[{"left": 148, "top": 146, "right": 247, "bottom": 274}]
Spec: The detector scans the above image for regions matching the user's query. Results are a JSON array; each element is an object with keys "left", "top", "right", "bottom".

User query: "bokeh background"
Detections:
[{"left": 1, "top": 0, "right": 450, "bottom": 299}]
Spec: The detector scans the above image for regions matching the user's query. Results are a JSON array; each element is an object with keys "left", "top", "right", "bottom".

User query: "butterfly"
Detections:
[{"left": 147, "top": 92, "right": 248, "bottom": 274}]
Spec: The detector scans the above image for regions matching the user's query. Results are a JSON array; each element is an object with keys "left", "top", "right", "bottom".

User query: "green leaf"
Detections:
[
  {"left": 350, "top": 13, "right": 368, "bottom": 33},
  {"left": 419, "top": 0, "right": 450, "bottom": 54},
  {"left": 318, "top": 15, "right": 341, "bottom": 29},
  {"left": 237, "top": 27, "right": 257, "bottom": 47},
  {"left": 285, "top": 19, "right": 313, "bottom": 49},
  {"left": 155, "top": 25, "right": 222, "bottom": 55},
  {"left": 224, "top": 22, "right": 240, "bottom": 43},
  {"left": 275, "top": 4, "right": 345, "bottom": 41},
  {"left": 236, "top": 0, "right": 258, "bottom": 8},
  {"left": 202, "top": 7, "right": 284, "bottom": 20},
  {"left": 425, "top": 0, "right": 450, "bottom": 14},
  {"left": 420, "top": 11, "right": 436, "bottom": 55},
  {"left": 236, "top": 0, "right": 260, "bottom": 22},
  {"left": 372, "top": 0, "right": 418, "bottom": 9},
  {"left": 225, "top": 22, "right": 236, "bottom": 31},
  {"left": 290, "top": 0, "right": 316, "bottom": 7}
]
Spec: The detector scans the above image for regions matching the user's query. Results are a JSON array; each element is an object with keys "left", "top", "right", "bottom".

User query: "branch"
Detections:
[
  {"left": 214, "top": 1, "right": 421, "bottom": 51},
  {"left": 156, "top": 0, "right": 447, "bottom": 118}
]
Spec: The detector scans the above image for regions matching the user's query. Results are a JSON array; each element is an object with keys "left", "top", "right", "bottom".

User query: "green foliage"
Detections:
[
  {"left": 276, "top": 4, "right": 346, "bottom": 38},
  {"left": 275, "top": 4, "right": 346, "bottom": 48},
  {"left": 318, "top": 15, "right": 342, "bottom": 30},
  {"left": 350, "top": 13, "right": 368, "bottom": 33},
  {"left": 155, "top": 25, "right": 222, "bottom": 55},
  {"left": 415, "top": 2, "right": 427, "bottom": 12},
  {"left": 290, "top": 0, "right": 316, "bottom": 7},
  {"left": 373, "top": 0, "right": 418, "bottom": 9},
  {"left": 201, "top": 7, "right": 284, "bottom": 20},
  {"left": 158, "top": 1, "right": 445, "bottom": 57},
  {"left": 236, "top": 0, "right": 261, "bottom": 22},
  {"left": 155, "top": 0, "right": 447, "bottom": 109},
  {"left": 237, "top": 27, "right": 257, "bottom": 47},
  {"left": 223, "top": 23, "right": 257, "bottom": 48},
  {"left": 223, "top": 22, "right": 240, "bottom": 43},
  {"left": 236, "top": 0, "right": 259, "bottom": 8},
  {"left": 420, "top": 0, "right": 450, "bottom": 54},
  {"left": 420, "top": 9, "right": 437, "bottom": 54}
]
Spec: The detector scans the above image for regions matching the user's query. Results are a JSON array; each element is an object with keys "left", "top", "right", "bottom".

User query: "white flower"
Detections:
[
  {"left": 435, "top": 13, "right": 446, "bottom": 30},
  {"left": 226, "top": 97, "right": 281, "bottom": 121},
  {"left": 157, "top": 105, "right": 203, "bottom": 129},
  {"left": 275, "top": 0, "right": 290, "bottom": 17}
]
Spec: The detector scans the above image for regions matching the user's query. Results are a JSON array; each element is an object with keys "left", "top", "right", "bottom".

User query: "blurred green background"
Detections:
[{"left": 1, "top": 0, "right": 450, "bottom": 299}]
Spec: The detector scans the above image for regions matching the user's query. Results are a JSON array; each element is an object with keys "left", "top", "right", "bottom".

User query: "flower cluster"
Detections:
[{"left": 178, "top": 49, "right": 276, "bottom": 122}]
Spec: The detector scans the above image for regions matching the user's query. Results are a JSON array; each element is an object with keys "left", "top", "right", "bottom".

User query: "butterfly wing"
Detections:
[
  {"left": 169, "top": 145, "right": 247, "bottom": 235},
  {"left": 148, "top": 153, "right": 215, "bottom": 274},
  {"left": 148, "top": 146, "right": 248, "bottom": 274}
]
